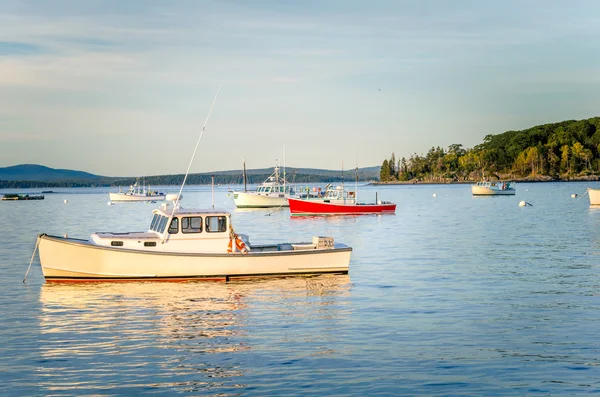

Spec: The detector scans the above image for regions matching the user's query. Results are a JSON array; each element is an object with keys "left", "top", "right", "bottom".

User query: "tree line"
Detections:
[
  {"left": 0, "top": 171, "right": 376, "bottom": 189},
  {"left": 380, "top": 116, "right": 600, "bottom": 182}
]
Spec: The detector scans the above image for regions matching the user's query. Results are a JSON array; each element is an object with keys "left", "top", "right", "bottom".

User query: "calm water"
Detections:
[{"left": 2, "top": 182, "right": 600, "bottom": 396}]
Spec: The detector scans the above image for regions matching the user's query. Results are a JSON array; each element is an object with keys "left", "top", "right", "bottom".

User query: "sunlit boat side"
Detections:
[
  {"left": 471, "top": 181, "right": 515, "bottom": 196},
  {"left": 37, "top": 204, "right": 351, "bottom": 282}
]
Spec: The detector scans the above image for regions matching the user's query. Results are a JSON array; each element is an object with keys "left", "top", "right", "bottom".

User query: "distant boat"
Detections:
[
  {"left": 2, "top": 193, "right": 44, "bottom": 201},
  {"left": 231, "top": 162, "right": 295, "bottom": 208},
  {"left": 471, "top": 181, "right": 515, "bottom": 196},
  {"left": 109, "top": 180, "right": 166, "bottom": 202},
  {"left": 288, "top": 184, "right": 396, "bottom": 216},
  {"left": 588, "top": 188, "right": 600, "bottom": 205}
]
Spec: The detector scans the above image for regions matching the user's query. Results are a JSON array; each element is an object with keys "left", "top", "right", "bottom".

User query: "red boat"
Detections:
[
  {"left": 288, "top": 197, "right": 396, "bottom": 215},
  {"left": 287, "top": 185, "right": 396, "bottom": 215}
]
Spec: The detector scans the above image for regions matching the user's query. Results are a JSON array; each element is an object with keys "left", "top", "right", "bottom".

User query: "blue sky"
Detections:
[{"left": 1, "top": 0, "right": 600, "bottom": 177}]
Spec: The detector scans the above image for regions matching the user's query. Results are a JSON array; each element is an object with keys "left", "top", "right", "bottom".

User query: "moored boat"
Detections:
[
  {"left": 33, "top": 85, "right": 352, "bottom": 282},
  {"left": 37, "top": 204, "right": 351, "bottom": 282},
  {"left": 2, "top": 193, "right": 44, "bottom": 200},
  {"left": 109, "top": 180, "right": 167, "bottom": 202},
  {"left": 588, "top": 187, "right": 600, "bottom": 205},
  {"left": 288, "top": 185, "right": 396, "bottom": 215},
  {"left": 231, "top": 163, "right": 294, "bottom": 208},
  {"left": 471, "top": 181, "right": 515, "bottom": 196}
]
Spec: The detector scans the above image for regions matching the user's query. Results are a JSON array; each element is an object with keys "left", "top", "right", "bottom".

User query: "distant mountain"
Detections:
[
  {"left": 0, "top": 164, "right": 103, "bottom": 181},
  {"left": 0, "top": 164, "right": 380, "bottom": 188}
]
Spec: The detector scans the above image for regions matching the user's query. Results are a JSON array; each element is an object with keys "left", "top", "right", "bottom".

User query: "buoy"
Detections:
[
  {"left": 571, "top": 194, "right": 578, "bottom": 198},
  {"left": 63, "top": 234, "right": 68, "bottom": 238},
  {"left": 108, "top": 201, "right": 113, "bottom": 205},
  {"left": 519, "top": 201, "right": 532, "bottom": 207},
  {"left": 433, "top": 193, "right": 437, "bottom": 197},
  {"left": 64, "top": 199, "right": 68, "bottom": 204}
]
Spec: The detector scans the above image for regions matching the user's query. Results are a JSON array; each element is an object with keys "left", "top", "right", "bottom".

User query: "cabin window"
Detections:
[
  {"left": 111, "top": 241, "right": 123, "bottom": 246},
  {"left": 144, "top": 241, "right": 156, "bottom": 247},
  {"left": 182, "top": 216, "right": 202, "bottom": 233},
  {"left": 206, "top": 216, "right": 227, "bottom": 233},
  {"left": 150, "top": 214, "right": 160, "bottom": 231},
  {"left": 168, "top": 218, "right": 179, "bottom": 234},
  {"left": 157, "top": 216, "right": 168, "bottom": 233}
]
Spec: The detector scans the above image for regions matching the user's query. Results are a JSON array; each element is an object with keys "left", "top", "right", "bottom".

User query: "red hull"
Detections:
[{"left": 288, "top": 198, "right": 396, "bottom": 215}]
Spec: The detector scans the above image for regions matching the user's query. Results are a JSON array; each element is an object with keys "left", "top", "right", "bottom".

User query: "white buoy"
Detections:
[
  {"left": 63, "top": 199, "right": 68, "bottom": 204},
  {"left": 433, "top": 193, "right": 437, "bottom": 197},
  {"left": 108, "top": 201, "right": 113, "bottom": 205},
  {"left": 519, "top": 201, "right": 526, "bottom": 207},
  {"left": 63, "top": 234, "right": 68, "bottom": 238},
  {"left": 571, "top": 194, "right": 578, "bottom": 198}
]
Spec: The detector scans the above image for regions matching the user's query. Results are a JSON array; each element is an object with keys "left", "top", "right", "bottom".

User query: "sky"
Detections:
[{"left": 1, "top": 0, "right": 600, "bottom": 177}]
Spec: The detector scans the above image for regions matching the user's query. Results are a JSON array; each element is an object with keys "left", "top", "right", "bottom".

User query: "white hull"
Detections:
[
  {"left": 38, "top": 234, "right": 351, "bottom": 281},
  {"left": 588, "top": 188, "right": 600, "bottom": 205},
  {"left": 109, "top": 192, "right": 166, "bottom": 202},
  {"left": 471, "top": 186, "right": 515, "bottom": 196},
  {"left": 232, "top": 192, "right": 290, "bottom": 208}
]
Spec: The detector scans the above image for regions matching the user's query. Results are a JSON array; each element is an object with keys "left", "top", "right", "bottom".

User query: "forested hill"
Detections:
[
  {"left": 379, "top": 116, "right": 600, "bottom": 182},
  {"left": 0, "top": 165, "right": 380, "bottom": 188}
]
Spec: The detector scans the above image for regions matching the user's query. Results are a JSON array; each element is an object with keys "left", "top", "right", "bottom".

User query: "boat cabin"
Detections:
[
  {"left": 90, "top": 207, "right": 237, "bottom": 253},
  {"left": 323, "top": 186, "right": 356, "bottom": 203}
]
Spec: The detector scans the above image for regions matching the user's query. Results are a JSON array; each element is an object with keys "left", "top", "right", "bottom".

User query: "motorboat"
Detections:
[
  {"left": 288, "top": 184, "right": 396, "bottom": 215},
  {"left": 231, "top": 163, "right": 294, "bottom": 208},
  {"left": 33, "top": 85, "right": 351, "bottom": 282},
  {"left": 471, "top": 181, "right": 515, "bottom": 196},
  {"left": 36, "top": 203, "right": 351, "bottom": 282},
  {"left": 2, "top": 193, "right": 44, "bottom": 200},
  {"left": 109, "top": 180, "right": 166, "bottom": 202},
  {"left": 588, "top": 187, "right": 600, "bottom": 205}
]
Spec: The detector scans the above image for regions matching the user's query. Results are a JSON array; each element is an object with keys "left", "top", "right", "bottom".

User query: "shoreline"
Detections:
[{"left": 369, "top": 175, "right": 600, "bottom": 186}]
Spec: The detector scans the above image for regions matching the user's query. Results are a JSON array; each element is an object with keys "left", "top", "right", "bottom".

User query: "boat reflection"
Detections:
[{"left": 37, "top": 276, "right": 352, "bottom": 393}]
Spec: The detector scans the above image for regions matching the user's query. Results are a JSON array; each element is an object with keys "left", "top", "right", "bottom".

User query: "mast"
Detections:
[
  {"left": 243, "top": 157, "right": 247, "bottom": 192},
  {"left": 355, "top": 166, "right": 359, "bottom": 203},
  {"left": 161, "top": 82, "right": 222, "bottom": 244}
]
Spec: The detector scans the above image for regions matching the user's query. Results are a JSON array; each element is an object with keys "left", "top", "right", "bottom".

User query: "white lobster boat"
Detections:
[
  {"left": 588, "top": 188, "right": 600, "bottom": 205},
  {"left": 231, "top": 164, "right": 294, "bottom": 208},
  {"left": 109, "top": 180, "right": 166, "bottom": 202},
  {"left": 37, "top": 203, "right": 351, "bottom": 282},
  {"left": 33, "top": 85, "right": 351, "bottom": 283},
  {"left": 471, "top": 181, "right": 515, "bottom": 196}
]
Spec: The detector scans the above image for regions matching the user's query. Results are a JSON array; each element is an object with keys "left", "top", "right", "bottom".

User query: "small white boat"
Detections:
[
  {"left": 588, "top": 188, "right": 600, "bottom": 205},
  {"left": 471, "top": 181, "right": 515, "bottom": 196},
  {"left": 231, "top": 164, "right": 295, "bottom": 208},
  {"left": 37, "top": 204, "right": 351, "bottom": 282},
  {"left": 109, "top": 180, "right": 166, "bottom": 202}
]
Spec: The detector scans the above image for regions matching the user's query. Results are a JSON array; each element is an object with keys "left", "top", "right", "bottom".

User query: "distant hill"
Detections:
[
  {"left": 0, "top": 164, "right": 381, "bottom": 188},
  {"left": 0, "top": 164, "right": 103, "bottom": 181}
]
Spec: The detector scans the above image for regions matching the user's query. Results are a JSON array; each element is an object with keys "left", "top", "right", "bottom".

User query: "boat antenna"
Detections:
[
  {"left": 173, "top": 81, "right": 222, "bottom": 210},
  {"left": 211, "top": 174, "right": 215, "bottom": 208},
  {"left": 243, "top": 156, "right": 247, "bottom": 192},
  {"left": 160, "top": 82, "right": 222, "bottom": 243},
  {"left": 283, "top": 144, "right": 286, "bottom": 193},
  {"left": 341, "top": 159, "right": 344, "bottom": 204},
  {"left": 355, "top": 166, "right": 359, "bottom": 203}
]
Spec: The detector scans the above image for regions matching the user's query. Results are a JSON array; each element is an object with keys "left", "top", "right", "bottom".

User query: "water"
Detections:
[{"left": 2, "top": 182, "right": 600, "bottom": 396}]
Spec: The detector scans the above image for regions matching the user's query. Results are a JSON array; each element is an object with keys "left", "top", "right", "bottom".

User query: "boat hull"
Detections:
[
  {"left": 588, "top": 188, "right": 600, "bottom": 205},
  {"left": 109, "top": 193, "right": 166, "bottom": 202},
  {"left": 471, "top": 186, "right": 515, "bottom": 196},
  {"left": 38, "top": 234, "right": 351, "bottom": 282},
  {"left": 232, "top": 191, "right": 289, "bottom": 208},
  {"left": 288, "top": 198, "right": 396, "bottom": 215}
]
